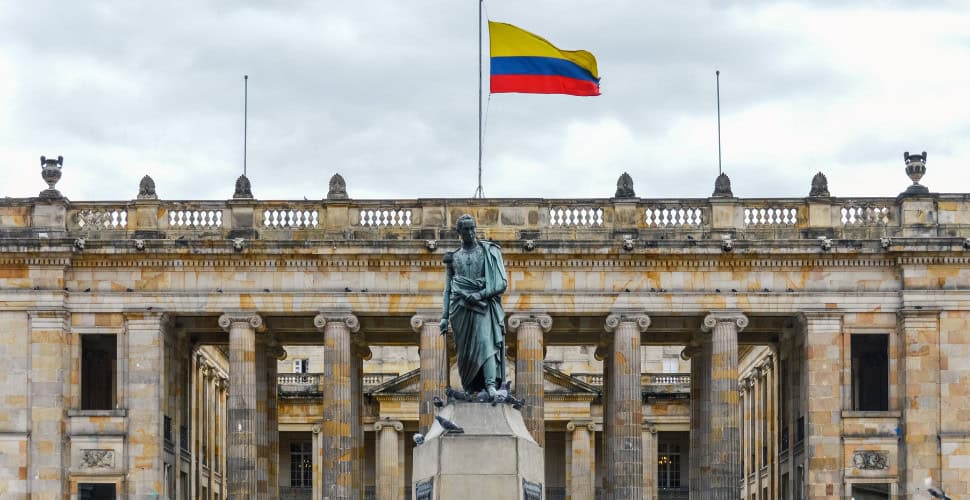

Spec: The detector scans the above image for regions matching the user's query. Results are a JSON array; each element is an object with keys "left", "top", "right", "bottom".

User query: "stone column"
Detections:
[
  {"left": 126, "top": 311, "right": 172, "bottom": 497},
  {"left": 411, "top": 311, "right": 446, "bottom": 433},
  {"left": 682, "top": 343, "right": 707, "bottom": 500},
  {"left": 314, "top": 311, "right": 360, "bottom": 500},
  {"left": 701, "top": 311, "right": 748, "bottom": 500},
  {"left": 351, "top": 342, "right": 370, "bottom": 500},
  {"left": 311, "top": 424, "right": 322, "bottom": 500},
  {"left": 801, "top": 311, "right": 843, "bottom": 499},
  {"left": 508, "top": 313, "right": 552, "bottom": 446},
  {"left": 255, "top": 339, "right": 268, "bottom": 497},
  {"left": 567, "top": 421, "right": 596, "bottom": 500},
  {"left": 267, "top": 345, "right": 286, "bottom": 500},
  {"left": 604, "top": 312, "right": 650, "bottom": 499},
  {"left": 219, "top": 312, "right": 264, "bottom": 499},
  {"left": 28, "top": 310, "right": 69, "bottom": 499},
  {"left": 642, "top": 424, "right": 658, "bottom": 500},
  {"left": 375, "top": 421, "right": 404, "bottom": 500}
]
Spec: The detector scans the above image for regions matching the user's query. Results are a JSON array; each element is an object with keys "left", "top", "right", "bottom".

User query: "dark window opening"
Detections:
[
  {"left": 781, "top": 473, "right": 790, "bottom": 500},
  {"left": 852, "top": 482, "right": 890, "bottom": 499},
  {"left": 796, "top": 416, "right": 804, "bottom": 443},
  {"left": 851, "top": 334, "right": 889, "bottom": 411},
  {"left": 290, "top": 441, "right": 313, "bottom": 488},
  {"left": 658, "top": 442, "right": 681, "bottom": 489},
  {"left": 79, "top": 483, "right": 116, "bottom": 500},
  {"left": 81, "top": 334, "right": 116, "bottom": 410}
]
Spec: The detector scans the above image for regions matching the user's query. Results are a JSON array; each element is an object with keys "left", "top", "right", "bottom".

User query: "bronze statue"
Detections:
[{"left": 439, "top": 214, "right": 508, "bottom": 400}]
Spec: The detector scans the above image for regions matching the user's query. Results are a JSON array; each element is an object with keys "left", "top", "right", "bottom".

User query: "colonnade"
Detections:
[{"left": 215, "top": 309, "right": 751, "bottom": 500}]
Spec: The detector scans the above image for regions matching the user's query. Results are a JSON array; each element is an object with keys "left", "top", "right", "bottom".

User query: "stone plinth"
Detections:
[{"left": 412, "top": 403, "right": 544, "bottom": 500}]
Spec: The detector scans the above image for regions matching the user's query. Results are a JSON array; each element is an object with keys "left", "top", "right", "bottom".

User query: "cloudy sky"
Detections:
[{"left": 1, "top": 1, "right": 968, "bottom": 201}]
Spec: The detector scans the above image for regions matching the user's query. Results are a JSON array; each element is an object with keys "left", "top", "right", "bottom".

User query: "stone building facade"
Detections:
[{"left": 1, "top": 155, "right": 969, "bottom": 499}]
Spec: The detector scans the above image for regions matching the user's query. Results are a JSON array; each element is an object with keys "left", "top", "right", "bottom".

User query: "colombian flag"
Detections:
[{"left": 489, "top": 21, "right": 600, "bottom": 96}]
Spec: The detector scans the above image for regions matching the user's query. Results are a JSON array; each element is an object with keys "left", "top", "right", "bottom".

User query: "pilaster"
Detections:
[
  {"left": 314, "top": 310, "right": 360, "bottom": 500},
  {"left": 899, "top": 309, "right": 941, "bottom": 497},
  {"left": 800, "top": 311, "right": 843, "bottom": 499},
  {"left": 219, "top": 312, "right": 264, "bottom": 499},
  {"left": 374, "top": 420, "right": 404, "bottom": 500},
  {"left": 508, "top": 312, "right": 552, "bottom": 446},
  {"left": 701, "top": 311, "right": 748, "bottom": 500},
  {"left": 124, "top": 311, "right": 174, "bottom": 498},
  {"left": 28, "top": 309, "right": 70, "bottom": 499},
  {"left": 411, "top": 311, "right": 446, "bottom": 433},
  {"left": 603, "top": 311, "right": 650, "bottom": 499}
]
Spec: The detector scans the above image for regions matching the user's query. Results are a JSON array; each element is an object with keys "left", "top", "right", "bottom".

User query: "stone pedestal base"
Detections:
[{"left": 412, "top": 403, "right": 544, "bottom": 500}]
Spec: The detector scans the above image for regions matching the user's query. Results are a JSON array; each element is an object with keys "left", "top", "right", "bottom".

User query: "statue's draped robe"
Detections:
[{"left": 447, "top": 241, "right": 508, "bottom": 391}]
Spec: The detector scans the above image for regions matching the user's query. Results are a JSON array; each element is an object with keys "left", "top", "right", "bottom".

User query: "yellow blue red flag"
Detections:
[{"left": 489, "top": 21, "right": 600, "bottom": 96}]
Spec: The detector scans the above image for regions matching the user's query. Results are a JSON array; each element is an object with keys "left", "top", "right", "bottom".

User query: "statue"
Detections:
[{"left": 439, "top": 214, "right": 508, "bottom": 400}]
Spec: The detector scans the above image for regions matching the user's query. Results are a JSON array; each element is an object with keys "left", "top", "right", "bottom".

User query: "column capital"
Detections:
[
  {"left": 373, "top": 420, "right": 404, "bottom": 432},
  {"left": 351, "top": 342, "right": 372, "bottom": 361},
  {"left": 604, "top": 311, "right": 650, "bottom": 333},
  {"left": 566, "top": 420, "right": 596, "bottom": 432},
  {"left": 507, "top": 312, "right": 553, "bottom": 333},
  {"left": 313, "top": 310, "right": 359, "bottom": 333},
  {"left": 680, "top": 345, "right": 703, "bottom": 360},
  {"left": 759, "top": 354, "right": 774, "bottom": 372},
  {"left": 410, "top": 311, "right": 442, "bottom": 333},
  {"left": 642, "top": 423, "right": 658, "bottom": 434},
  {"left": 701, "top": 311, "right": 748, "bottom": 332},
  {"left": 311, "top": 424, "right": 322, "bottom": 434},
  {"left": 267, "top": 345, "right": 287, "bottom": 361},
  {"left": 218, "top": 312, "right": 264, "bottom": 332}
]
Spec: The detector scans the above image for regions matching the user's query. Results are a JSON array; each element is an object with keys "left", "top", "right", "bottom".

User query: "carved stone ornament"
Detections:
[
  {"left": 604, "top": 312, "right": 651, "bottom": 333},
  {"left": 712, "top": 172, "right": 733, "bottom": 198},
  {"left": 614, "top": 172, "right": 636, "bottom": 198},
  {"left": 313, "top": 312, "right": 360, "bottom": 333},
  {"left": 39, "top": 155, "right": 64, "bottom": 199},
  {"left": 809, "top": 171, "right": 830, "bottom": 198},
  {"left": 233, "top": 174, "right": 254, "bottom": 199},
  {"left": 80, "top": 449, "right": 115, "bottom": 469},
  {"left": 410, "top": 312, "right": 442, "bottom": 333},
  {"left": 852, "top": 450, "right": 889, "bottom": 470},
  {"left": 217, "top": 313, "right": 264, "bottom": 332},
  {"left": 507, "top": 313, "right": 553, "bottom": 333},
  {"left": 328, "top": 173, "right": 349, "bottom": 200},
  {"left": 138, "top": 175, "right": 158, "bottom": 200},
  {"left": 903, "top": 151, "right": 929, "bottom": 194},
  {"left": 702, "top": 312, "right": 749, "bottom": 332}
]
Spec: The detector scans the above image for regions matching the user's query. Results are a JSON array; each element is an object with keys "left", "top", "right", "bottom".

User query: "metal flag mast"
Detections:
[
  {"left": 474, "top": 0, "right": 485, "bottom": 198},
  {"left": 244, "top": 75, "right": 249, "bottom": 177},
  {"left": 716, "top": 70, "right": 722, "bottom": 176}
]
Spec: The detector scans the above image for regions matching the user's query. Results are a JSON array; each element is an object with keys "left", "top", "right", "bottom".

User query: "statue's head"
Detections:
[{"left": 456, "top": 214, "right": 476, "bottom": 244}]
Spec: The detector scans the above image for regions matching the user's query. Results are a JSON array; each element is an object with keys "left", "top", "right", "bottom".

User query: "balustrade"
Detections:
[
  {"left": 744, "top": 206, "right": 799, "bottom": 226},
  {"left": 548, "top": 206, "right": 603, "bottom": 226}
]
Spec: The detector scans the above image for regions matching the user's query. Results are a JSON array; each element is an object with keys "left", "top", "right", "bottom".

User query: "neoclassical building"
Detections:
[{"left": 1, "top": 153, "right": 969, "bottom": 499}]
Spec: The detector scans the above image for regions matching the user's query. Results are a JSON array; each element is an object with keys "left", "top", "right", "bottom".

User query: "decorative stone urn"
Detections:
[{"left": 39, "top": 155, "right": 64, "bottom": 199}]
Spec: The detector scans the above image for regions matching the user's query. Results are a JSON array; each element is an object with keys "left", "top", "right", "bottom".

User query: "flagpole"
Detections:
[
  {"left": 715, "top": 70, "right": 722, "bottom": 176},
  {"left": 244, "top": 74, "right": 249, "bottom": 177},
  {"left": 474, "top": 0, "right": 485, "bottom": 198}
]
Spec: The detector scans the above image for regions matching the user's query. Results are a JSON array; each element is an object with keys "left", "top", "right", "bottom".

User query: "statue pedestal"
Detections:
[{"left": 412, "top": 402, "right": 544, "bottom": 500}]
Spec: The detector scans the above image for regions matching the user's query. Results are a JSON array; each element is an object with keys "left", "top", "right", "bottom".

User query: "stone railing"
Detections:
[
  {"left": 570, "top": 372, "right": 690, "bottom": 390},
  {"left": 10, "top": 194, "right": 968, "bottom": 244},
  {"left": 277, "top": 373, "right": 323, "bottom": 398}
]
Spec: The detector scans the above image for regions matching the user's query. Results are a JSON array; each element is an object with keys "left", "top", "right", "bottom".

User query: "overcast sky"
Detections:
[{"left": 2, "top": 1, "right": 968, "bottom": 201}]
